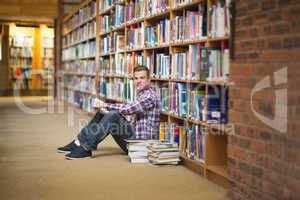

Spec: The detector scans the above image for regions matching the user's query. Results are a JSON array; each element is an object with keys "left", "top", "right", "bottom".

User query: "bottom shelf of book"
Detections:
[{"left": 181, "top": 157, "right": 229, "bottom": 188}]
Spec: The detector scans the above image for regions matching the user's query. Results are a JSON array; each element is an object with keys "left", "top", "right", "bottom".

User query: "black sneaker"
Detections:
[
  {"left": 57, "top": 140, "right": 78, "bottom": 153},
  {"left": 65, "top": 146, "right": 92, "bottom": 160}
]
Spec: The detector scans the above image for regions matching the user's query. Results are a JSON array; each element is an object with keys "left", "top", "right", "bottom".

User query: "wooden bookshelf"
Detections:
[{"left": 59, "top": 0, "right": 232, "bottom": 188}]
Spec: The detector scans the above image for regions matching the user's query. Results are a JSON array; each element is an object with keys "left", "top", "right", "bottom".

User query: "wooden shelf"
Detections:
[
  {"left": 99, "top": 4, "right": 115, "bottom": 15},
  {"left": 63, "top": 72, "right": 96, "bottom": 76},
  {"left": 126, "top": 17, "right": 144, "bottom": 26},
  {"left": 207, "top": 165, "right": 228, "bottom": 179},
  {"left": 171, "top": 38, "right": 207, "bottom": 46},
  {"left": 144, "top": 8, "right": 170, "bottom": 21},
  {"left": 63, "top": 55, "right": 96, "bottom": 61},
  {"left": 126, "top": 47, "right": 144, "bottom": 52},
  {"left": 144, "top": 44, "right": 170, "bottom": 50}
]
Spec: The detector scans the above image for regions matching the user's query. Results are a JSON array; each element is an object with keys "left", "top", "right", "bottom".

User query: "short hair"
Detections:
[{"left": 133, "top": 65, "right": 150, "bottom": 78}]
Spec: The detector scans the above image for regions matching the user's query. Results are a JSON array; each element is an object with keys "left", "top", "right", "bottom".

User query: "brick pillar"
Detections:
[{"left": 228, "top": 1, "right": 300, "bottom": 200}]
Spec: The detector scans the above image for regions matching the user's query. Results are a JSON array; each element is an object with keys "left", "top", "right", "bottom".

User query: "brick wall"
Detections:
[{"left": 228, "top": 1, "right": 300, "bottom": 200}]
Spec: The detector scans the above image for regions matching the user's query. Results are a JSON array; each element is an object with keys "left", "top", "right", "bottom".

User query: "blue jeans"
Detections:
[{"left": 77, "top": 111, "right": 135, "bottom": 153}]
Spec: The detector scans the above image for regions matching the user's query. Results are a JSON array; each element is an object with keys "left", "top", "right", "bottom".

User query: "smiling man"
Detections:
[{"left": 58, "top": 65, "right": 161, "bottom": 160}]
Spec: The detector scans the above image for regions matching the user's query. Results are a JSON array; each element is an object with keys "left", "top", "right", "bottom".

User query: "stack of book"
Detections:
[
  {"left": 148, "top": 142, "right": 180, "bottom": 165},
  {"left": 127, "top": 140, "right": 150, "bottom": 164}
]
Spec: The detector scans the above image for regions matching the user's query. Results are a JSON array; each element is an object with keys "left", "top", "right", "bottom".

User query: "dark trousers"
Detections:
[{"left": 77, "top": 111, "right": 135, "bottom": 153}]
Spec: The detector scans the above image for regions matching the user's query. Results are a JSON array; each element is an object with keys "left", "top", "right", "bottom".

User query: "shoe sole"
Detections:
[
  {"left": 57, "top": 150, "right": 71, "bottom": 153},
  {"left": 65, "top": 156, "right": 92, "bottom": 160}
]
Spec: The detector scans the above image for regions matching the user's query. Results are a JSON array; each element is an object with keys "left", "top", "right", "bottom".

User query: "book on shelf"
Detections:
[
  {"left": 100, "top": 78, "right": 135, "bottom": 102},
  {"left": 100, "top": 15, "right": 112, "bottom": 33},
  {"left": 159, "top": 122, "right": 181, "bottom": 144},
  {"left": 182, "top": 124, "right": 205, "bottom": 162},
  {"left": 207, "top": 85, "right": 228, "bottom": 124},
  {"left": 64, "top": 60, "right": 96, "bottom": 75},
  {"left": 72, "top": 91, "right": 95, "bottom": 113},
  {"left": 170, "top": 82, "right": 188, "bottom": 118},
  {"left": 112, "top": 32, "right": 125, "bottom": 52},
  {"left": 42, "top": 37, "right": 54, "bottom": 48},
  {"left": 208, "top": 0, "right": 230, "bottom": 38},
  {"left": 170, "top": 2, "right": 207, "bottom": 42},
  {"left": 145, "top": 0, "right": 169, "bottom": 16},
  {"left": 171, "top": 50, "right": 187, "bottom": 80},
  {"left": 126, "top": 0, "right": 145, "bottom": 22},
  {"left": 99, "top": 0, "right": 114, "bottom": 13},
  {"left": 100, "top": 35, "right": 111, "bottom": 54},
  {"left": 152, "top": 52, "right": 170, "bottom": 79},
  {"left": 126, "top": 23, "right": 145, "bottom": 50},
  {"left": 145, "top": 19, "right": 170, "bottom": 47},
  {"left": 62, "top": 40, "right": 96, "bottom": 60},
  {"left": 189, "top": 87, "right": 206, "bottom": 121},
  {"left": 126, "top": 52, "right": 145, "bottom": 74},
  {"left": 10, "top": 35, "right": 34, "bottom": 47},
  {"left": 63, "top": 0, "right": 96, "bottom": 34},
  {"left": 115, "top": 53, "right": 126, "bottom": 75},
  {"left": 152, "top": 83, "right": 168, "bottom": 112},
  {"left": 99, "top": 57, "right": 110, "bottom": 75},
  {"left": 115, "top": 4, "right": 125, "bottom": 27}
]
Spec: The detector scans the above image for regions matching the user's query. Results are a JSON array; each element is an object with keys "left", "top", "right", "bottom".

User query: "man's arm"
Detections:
[{"left": 106, "top": 93, "right": 154, "bottom": 115}]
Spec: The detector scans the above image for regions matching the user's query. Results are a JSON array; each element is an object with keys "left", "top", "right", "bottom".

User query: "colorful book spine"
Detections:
[
  {"left": 64, "top": 60, "right": 96, "bottom": 75},
  {"left": 126, "top": 52, "right": 145, "bottom": 74},
  {"left": 126, "top": 23, "right": 145, "bottom": 50},
  {"left": 189, "top": 87, "right": 206, "bottom": 121},
  {"left": 152, "top": 52, "right": 170, "bottom": 78},
  {"left": 183, "top": 125, "right": 205, "bottom": 161},
  {"left": 126, "top": 0, "right": 145, "bottom": 22},
  {"left": 145, "top": 19, "right": 170, "bottom": 47},
  {"left": 171, "top": 51, "right": 187, "bottom": 79},
  {"left": 159, "top": 122, "right": 182, "bottom": 144},
  {"left": 115, "top": 4, "right": 125, "bottom": 27},
  {"left": 208, "top": 1, "right": 230, "bottom": 38},
  {"left": 170, "top": 82, "right": 188, "bottom": 117},
  {"left": 207, "top": 85, "right": 228, "bottom": 124},
  {"left": 145, "top": 0, "right": 168, "bottom": 16}
]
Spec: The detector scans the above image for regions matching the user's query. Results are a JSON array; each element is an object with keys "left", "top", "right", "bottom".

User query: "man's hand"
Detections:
[{"left": 93, "top": 98, "right": 107, "bottom": 108}]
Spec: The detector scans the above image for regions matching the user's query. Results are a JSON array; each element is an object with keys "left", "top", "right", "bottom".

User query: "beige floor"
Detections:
[{"left": 0, "top": 97, "right": 228, "bottom": 200}]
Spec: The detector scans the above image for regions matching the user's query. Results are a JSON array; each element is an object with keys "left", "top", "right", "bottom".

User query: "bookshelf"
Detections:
[
  {"left": 60, "top": 0, "right": 232, "bottom": 188},
  {"left": 9, "top": 33, "right": 34, "bottom": 90}
]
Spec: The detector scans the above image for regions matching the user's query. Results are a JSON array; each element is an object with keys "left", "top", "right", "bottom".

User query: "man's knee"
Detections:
[{"left": 105, "top": 111, "right": 121, "bottom": 119}]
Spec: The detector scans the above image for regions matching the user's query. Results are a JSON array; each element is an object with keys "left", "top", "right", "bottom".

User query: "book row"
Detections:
[
  {"left": 153, "top": 83, "right": 228, "bottom": 123},
  {"left": 62, "top": 41, "right": 96, "bottom": 61},
  {"left": 42, "top": 37, "right": 54, "bottom": 48},
  {"left": 64, "top": 90, "right": 95, "bottom": 113},
  {"left": 63, "top": 0, "right": 97, "bottom": 34},
  {"left": 64, "top": 60, "right": 96, "bottom": 75},
  {"left": 42, "top": 48, "right": 54, "bottom": 59},
  {"left": 63, "top": 20, "right": 96, "bottom": 47},
  {"left": 99, "top": 52, "right": 144, "bottom": 76},
  {"left": 10, "top": 47, "right": 33, "bottom": 58},
  {"left": 159, "top": 122, "right": 206, "bottom": 162},
  {"left": 9, "top": 36, "right": 34, "bottom": 47},
  {"left": 64, "top": 75, "right": 96, "bottom": 95},
  {"left": 99, "top": 78, "right": 135, "bottom": 102}
]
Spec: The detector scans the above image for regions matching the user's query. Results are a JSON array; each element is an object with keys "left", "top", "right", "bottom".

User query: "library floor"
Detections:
[{"left": 0, "top": 97, "right": 228, "bottom": 200}]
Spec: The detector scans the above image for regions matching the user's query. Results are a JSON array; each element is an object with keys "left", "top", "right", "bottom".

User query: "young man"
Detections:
[{"left": 57, "top": 65, "right": 161, "bottom": 160}]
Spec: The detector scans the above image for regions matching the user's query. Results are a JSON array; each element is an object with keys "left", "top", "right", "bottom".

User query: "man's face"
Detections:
[{"left": 133, "top": 70, "right": 150, "bottom": 92}]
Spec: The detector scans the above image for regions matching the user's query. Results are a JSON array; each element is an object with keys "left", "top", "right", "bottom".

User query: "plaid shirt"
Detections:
[{"left": 106, "top": 87, "right": 161, "bottom": 139}]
